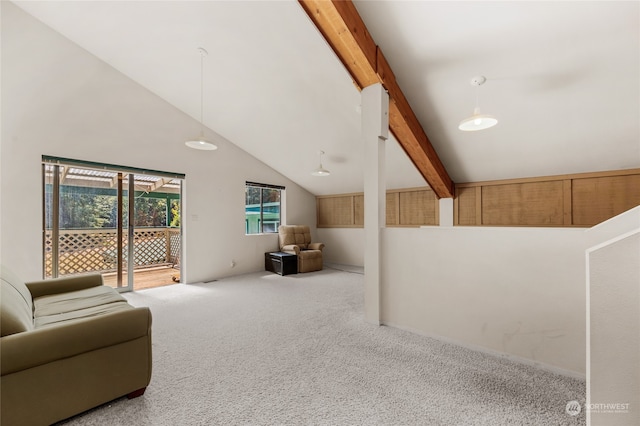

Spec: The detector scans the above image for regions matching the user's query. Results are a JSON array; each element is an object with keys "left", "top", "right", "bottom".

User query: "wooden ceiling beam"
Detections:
[{"left": 299, "top": 0, "right": 454, "bottom": 198}]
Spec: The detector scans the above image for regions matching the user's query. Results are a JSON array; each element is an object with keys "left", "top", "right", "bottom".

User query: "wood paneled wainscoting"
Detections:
[
  {"left": 317, "top": 169, "right": 640, "bottom": 228},
  {"left": 454, "top": 169, "right": 640, "bottom": 227},
  {"left": 317, "top": 187, "right": 439, "bottom": 228}
]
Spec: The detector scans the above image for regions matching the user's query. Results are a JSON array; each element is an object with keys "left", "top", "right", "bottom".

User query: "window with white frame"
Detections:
[{"left": 245, "top": 182, "right": 283, "bottom": 234}]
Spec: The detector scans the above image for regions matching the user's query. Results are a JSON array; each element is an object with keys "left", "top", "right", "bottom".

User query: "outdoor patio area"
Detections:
[
  {"left": 45, "top": 227, "right": 181, "bottom": 291},
  {"left": 102, "top": 265, "right": 180, "bottom": 291}
]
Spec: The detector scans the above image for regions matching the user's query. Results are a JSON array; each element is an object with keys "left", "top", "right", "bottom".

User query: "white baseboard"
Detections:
[{"left": 381, "top": 321, "right": 586, "bottom": 381}]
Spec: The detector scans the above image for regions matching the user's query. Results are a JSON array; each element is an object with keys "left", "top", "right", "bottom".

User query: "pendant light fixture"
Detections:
[
  {"left": 311, "top": 150, "right": 330, "bottom": 176},
  {"left": 185, "top": 47, "right": 217, "bottom": 150},
  {"left": 458, "top": 75, "right": 498, "bottom": 131}
]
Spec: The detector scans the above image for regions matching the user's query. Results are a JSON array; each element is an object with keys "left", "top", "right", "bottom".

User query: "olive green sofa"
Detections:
[{"left": 0, "top": 267, "right": 152, "bottom": 425}]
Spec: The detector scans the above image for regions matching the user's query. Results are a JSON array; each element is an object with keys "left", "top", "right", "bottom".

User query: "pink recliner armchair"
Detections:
[{"left": 278, "top": 225, "right": 324, "bottom": 273}]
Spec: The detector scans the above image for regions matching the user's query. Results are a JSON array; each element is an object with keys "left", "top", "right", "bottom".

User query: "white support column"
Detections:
[
  {"left": 362, "top": 83, "right": 389, "bottom": 325},
  {"left": 439, "top": 197, "right": 454, "bottom": 227}
]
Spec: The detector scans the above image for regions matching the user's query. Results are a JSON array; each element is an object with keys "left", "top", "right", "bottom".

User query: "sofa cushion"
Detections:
[
  {"left": 35, "top": 301, "right": 133, "bottom": 328},
  {"left": 34, "top": 285, "right": 126, "bottom": 317},
  {"left": 1, "top": 267, "right": 35, "bottom": 336}
]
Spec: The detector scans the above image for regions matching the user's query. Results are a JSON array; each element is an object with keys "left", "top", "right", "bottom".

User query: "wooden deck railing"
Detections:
[{"left": 44, "top": 228, "right": 180, "bottom": 277}]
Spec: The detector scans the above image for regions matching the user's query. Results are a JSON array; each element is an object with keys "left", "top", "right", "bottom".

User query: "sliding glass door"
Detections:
[{"left": 43, "top": 158, "right": 183, "bottom": 291}]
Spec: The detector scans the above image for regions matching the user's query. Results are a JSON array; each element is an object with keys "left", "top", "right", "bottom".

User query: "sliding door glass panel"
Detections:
[
  {"left": 43, "top": 164, "right": 58, "bottom": 278},
  {"left": 130, "top": 174, "right": 181, "bottom": 290},
  {"left": 43, "top": 162, "right": 182, "bottom": 291},
  {"left": 117, "top": 173, "right": 131, "bottom": 290},
  {"left": 44, "top": 165, "right": 124, "bottom": 287}
]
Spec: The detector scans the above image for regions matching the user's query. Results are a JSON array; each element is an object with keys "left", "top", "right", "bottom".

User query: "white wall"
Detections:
[
  {"left": 0, "top": 3, "right": 316, "bottom": 283},
  {"left": 318, "top": 228, "right": 364, "bottom": 266},
  {"left": 382, "top": 226, "right": 587, "bottom": 376},
  {"left": 586, "top": 207, "right": 640, "bottom": 426}
]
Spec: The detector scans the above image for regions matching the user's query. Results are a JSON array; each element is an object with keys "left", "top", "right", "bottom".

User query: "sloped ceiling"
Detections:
[{"left": 11, "top": 1, "right": 640, "bottom": 196}]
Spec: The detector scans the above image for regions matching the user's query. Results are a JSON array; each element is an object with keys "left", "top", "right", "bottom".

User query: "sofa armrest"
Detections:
[
  {"left": 25, "top": 274, "right": 103, "bottom": 298},
  {"left": 1, "top": 307, "right": 151, "bottom": 376},
  {"left": 281, "top": 244, "right": 300, "bottom": 255},
  {"left": 308, "top": 242, "right": 324, "bottom": 251}
]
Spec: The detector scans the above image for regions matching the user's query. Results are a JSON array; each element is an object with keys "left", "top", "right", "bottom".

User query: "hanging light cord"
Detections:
[
  {"left": 199, "top": 48, "right": 205, "bottom": 134},
  {"left": 185, "top": 47, "right": 217, "bottom": 150}
]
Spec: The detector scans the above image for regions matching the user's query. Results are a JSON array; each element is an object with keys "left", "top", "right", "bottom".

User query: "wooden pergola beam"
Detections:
[
  {"left": 150, "top": 178, "right": 168, "bottom": 192},
  {"left": 59, "top": 165, "right": 70, "bottom": 185},
  {"left": 299, "top": 0, "right": 454, "bottom": 198}
]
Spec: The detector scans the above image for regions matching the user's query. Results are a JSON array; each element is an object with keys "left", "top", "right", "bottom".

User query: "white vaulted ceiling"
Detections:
[{"left": 11, "top": 0, "right": 640, "bottom": 196}]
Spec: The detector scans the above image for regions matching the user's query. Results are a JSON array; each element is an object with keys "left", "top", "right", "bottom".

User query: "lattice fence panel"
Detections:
[
  {"left": 44, "top": 232, "right": 54, "bottom": 278},
  {"left": 45, "top": 228, "right": 176, "bottom": 276},
  {"left": 168, "top": 229, "right": 181, "bottom": 265},
  {"left": 59, "top": 230, "right": 118, "bottom": 275},
  {"left": 132, "top": 230, "right": 169, "bottom": 267}
]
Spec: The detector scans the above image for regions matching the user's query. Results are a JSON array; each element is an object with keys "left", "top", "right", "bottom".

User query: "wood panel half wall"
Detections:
[
  {"left": 317, "top": 187, "right": 438, "bottom": 228},
  {"left": 317, "top": 169, "right": 640, "bottom": 228},
  {"left": 454, "top": 169, "right": 640, "bottom": 227}
]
